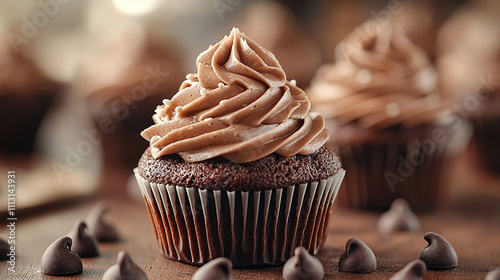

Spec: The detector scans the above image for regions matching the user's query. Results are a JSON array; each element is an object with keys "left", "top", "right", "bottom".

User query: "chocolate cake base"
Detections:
[
  {"left": 135, "top": 147, "right": 344, "bottom": 267},
  {"left": 138, "top": 147, "right": 341, "bottom": 191}
]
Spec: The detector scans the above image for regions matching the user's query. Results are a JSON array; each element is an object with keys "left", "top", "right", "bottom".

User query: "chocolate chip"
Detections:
[
  {"left": 486, "top": 269, "right": 500, "bottom": 280},
  {"left": 41, "top": 236, "right": 83, "bottom": 275},
  {"left": 419, "top": 232, "right": 458, "bottom": 269},
  {"left": 86, "top": 203, "right": 120, "bottom": 242},
  {"left": 389, "top": 259, "right": 426, "bottom": 280},
  {"left": 0, "top": 238, "right": 10, "bottom": 261},
  {"left": 378, "top": 199, "right": 421, "bottom": 233},
  {"left": 339, "top": 238, "right": 377, "bottom": 273},
  {"left": 68, "top": 219, "right": 100, "bottom": 258},
  {"left": 282, "top": 247, "right": 324, "bottom": 280},
  {"left": 103, "top": 251, "right": 148, "bottom": 280},
  {"left": 191, "top": 257, "right": 234, "bottom": 280}
]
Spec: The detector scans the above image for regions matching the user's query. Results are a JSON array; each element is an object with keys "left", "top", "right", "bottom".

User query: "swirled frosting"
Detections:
[
  {"left": 308, "top": 21, "right": 451, "bottom": 129},
  {"left": 141, "top": 28, "right": 328, "bottom": 163}
]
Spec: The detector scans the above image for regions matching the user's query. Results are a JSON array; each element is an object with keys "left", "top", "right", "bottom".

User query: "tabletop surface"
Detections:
[{"left": 1, "top": 164, "right": 500, "bottom": 280}]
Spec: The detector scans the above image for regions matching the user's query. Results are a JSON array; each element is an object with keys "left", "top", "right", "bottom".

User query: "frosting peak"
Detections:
[
  {"left": 141, "top": 28, "right": 328, "bottom": 163},
  {"left": 196, "top": 28, "right": 286, "bottom": 89},
  {"left": 309, "top": 22, "right": 450, "bottom": 129}
]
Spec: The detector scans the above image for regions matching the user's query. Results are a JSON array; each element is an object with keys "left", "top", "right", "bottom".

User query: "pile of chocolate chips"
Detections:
[
  {"left": 190, "top": 228, "right": 457, "bottom": 280},
  {"left": 31, "top": 198, "right": 496, "bottom": 279},
  {"left": 273, "top": 198, "right": 459, "bottom": 279},
  {"left": 40, "top": 204, "right": 127, "bottom": 276}
]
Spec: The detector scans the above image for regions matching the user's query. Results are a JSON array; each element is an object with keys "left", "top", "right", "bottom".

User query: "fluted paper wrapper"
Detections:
[
  {"left": 470, "top": 117, "right": 500, "bottom": 175},
  {"left": 336, "top": 138, "right": 452, "bottom": 212},
  {"left": 133, "top": 168, "right": 345, "bottom": 267}
]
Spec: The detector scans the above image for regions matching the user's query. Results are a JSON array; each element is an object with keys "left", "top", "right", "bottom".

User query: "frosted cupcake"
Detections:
[
  {"left": 0, "top": 27, "right": 62, "bottom": 156},
  {"left": 437, "top": 0, "right": 500, "bottom": 176},
  {"left": 134, "top": 28, "right": 345, "bottom": 267},
  {"left": 74, "top": 27, "right": 185, "bottom": 168},
  {"left": 308, "top": 21, "right": 454, "bottom": 212}
]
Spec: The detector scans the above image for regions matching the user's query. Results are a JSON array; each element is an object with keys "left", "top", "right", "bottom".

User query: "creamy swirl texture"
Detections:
[
  {"left": 308, "top": 21, "right": 451, "bottom": 129},
  {"left": 141, "top": 28, "right": 328, "bottom": 163}
]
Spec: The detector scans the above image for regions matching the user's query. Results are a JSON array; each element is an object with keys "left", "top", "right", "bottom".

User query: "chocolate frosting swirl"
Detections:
[
  {"left": 141, "top": 28, "right": 328, "bottom": 163},
  {"left": 308, "top": 21, "right": 450, "bottom": 129}
]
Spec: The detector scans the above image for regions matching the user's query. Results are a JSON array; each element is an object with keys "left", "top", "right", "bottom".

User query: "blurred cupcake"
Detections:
[
  {"left": 0, "top": 26, "right": 62, "bottom": 157},
  {"left": 308, "top": 21, "right": 455, "bottom": 212},
  {"left": 134, "top": 28, "right": 345, "bottom": 267},
  {"left": 228, "top": 1, "right": 322, "bottom": 87},
  {"left": 73, "top": 26, "right": 185, "bottom": 169},
  {"left": 437, "top": 0, "right": 500, "bottom": 176}
]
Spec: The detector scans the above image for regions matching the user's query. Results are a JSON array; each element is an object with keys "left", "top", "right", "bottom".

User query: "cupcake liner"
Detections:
[
  {"left": 133, "top": 168, "right": 345, "bottom": 267},
  {"left": 336, "top": 137, "right": 451, "bottom": 212},
  {"left": 470, "top": 116, "right": 500, "bottom": 175}
]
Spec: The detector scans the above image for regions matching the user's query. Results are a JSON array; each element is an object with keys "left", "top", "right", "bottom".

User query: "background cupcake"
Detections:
[
  {"left": 437, "top": 0, "right": 500, "bottom": 176},
  {"left": 134, "top": 28, "right": 345, "bottom": 267},
  {"left": 0, "top": 25, "right": 62, "bottom": 157},
  {"left": 308, "top": 20, "right": 455, "bottom": 212},
  {"left": 73, "top": 26, "right": 185, "bottom": 170}
]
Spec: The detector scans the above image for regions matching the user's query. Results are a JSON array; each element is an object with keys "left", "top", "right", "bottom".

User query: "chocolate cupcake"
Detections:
[
  {"left": 134, "top": 28, "right": 345, "bottom": 267},
  {"left": 437, "top": 1, "right": 500, "bottom": 176},
  {"left": 73, "top": 27, "right": 185, "bottom": 169},
  {"left": 0, "top": 28, "right": 62, "bottom": 157},
  {"left": 308, "top": 21, "right": 455, "bottom": 212}
]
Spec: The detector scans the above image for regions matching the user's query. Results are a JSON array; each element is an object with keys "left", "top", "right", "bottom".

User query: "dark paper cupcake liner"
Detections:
[
  {"left": 336, "top": 139, "right": 452, "bottom": 212},
  {"left": 470, "top": 116, "right": 500, "bottom": 175},
  {"left": 133, "top": 168, "right": 345, "bottom": 267}
]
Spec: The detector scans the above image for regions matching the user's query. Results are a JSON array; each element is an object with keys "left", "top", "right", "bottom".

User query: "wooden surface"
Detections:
[{"left": 1, "top": 163, "right": 500, "bottom": 280}]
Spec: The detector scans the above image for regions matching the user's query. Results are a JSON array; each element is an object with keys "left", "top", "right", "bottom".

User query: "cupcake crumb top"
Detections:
[{"left": 138, "top": 146, "right": 340, "bottom": 191}]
